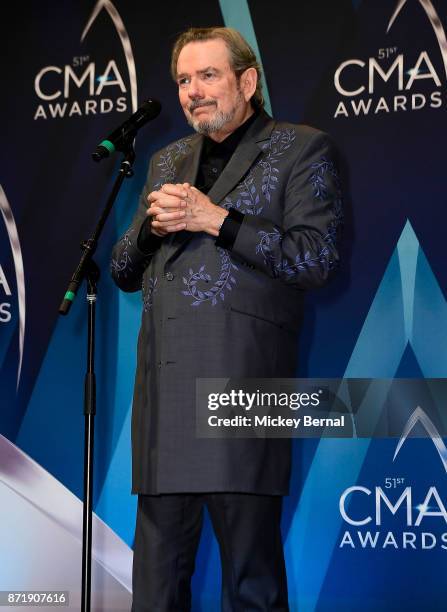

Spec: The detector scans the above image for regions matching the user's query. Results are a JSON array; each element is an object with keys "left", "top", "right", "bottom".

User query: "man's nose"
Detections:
[{"left": 187, "top": 76, "right": 204, "bottom": 99}]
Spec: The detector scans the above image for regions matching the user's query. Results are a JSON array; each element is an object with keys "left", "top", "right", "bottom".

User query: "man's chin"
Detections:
[
  {"left": 187, "top": 111, "right": 234, "bottom": 136},
  {"left": 188, "top": 117, "right": 216, "bottom": 136},
  {"left": 193, "top": 121, "right": 214, "bottom": 135}
]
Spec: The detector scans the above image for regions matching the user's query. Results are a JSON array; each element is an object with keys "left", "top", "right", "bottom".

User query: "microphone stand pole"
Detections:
[{"left": 58, "top": 142, "right": 136, "bottom": 612}]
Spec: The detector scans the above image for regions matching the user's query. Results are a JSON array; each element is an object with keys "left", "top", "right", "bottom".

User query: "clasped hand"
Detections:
[{"left": 147, "top": 183, "right": 228, "bottom": 237}]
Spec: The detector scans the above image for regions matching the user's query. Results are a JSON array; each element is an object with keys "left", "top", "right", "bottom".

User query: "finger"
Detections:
[
  {"left": 154, "top": 210, "right": 186, "bottom": 223},
  {"left": 147, "top": 206, "right": 186, "bottom": 221},
  {"left": 184, "top": 185, "right": 202, "bottom": 200},
  {"left": 146, "top": 206, "right": 172, "bottom": 217},
  {"left": 151, "top": 227, "right": 167, "bottom": 237},
  {"left": 147, "top": 206, "right": 162, "bottom": 217},
  {"left": 160, "top": 183, "right": 188, "bottom": 198},
  {"left": 152, "top": 219, "right": 187, "bottom": 232},
  {"left": 147, "top": 188, "right": 186, "bottom": 205},
  {"left": 165, "top": 222, "right": 187, "bottom": 232},
  {"left": 147, "top": 190, "right": 161, "bottom": 204},
  {"left": 188, "top": 185, "right": 206, "bottom": 196},
  {"left": 147, "top": 193, "right": 186, "bottom": 209}
]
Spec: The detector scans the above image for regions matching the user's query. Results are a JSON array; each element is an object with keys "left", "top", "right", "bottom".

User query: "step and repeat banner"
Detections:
[{"left": 1, "top": 0, "right": 446, "bottom": 610}]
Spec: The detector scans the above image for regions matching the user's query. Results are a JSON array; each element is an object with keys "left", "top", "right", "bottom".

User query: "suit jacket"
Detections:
[{"left": 111, "top": 111, "right": 342, "bottom": 495}]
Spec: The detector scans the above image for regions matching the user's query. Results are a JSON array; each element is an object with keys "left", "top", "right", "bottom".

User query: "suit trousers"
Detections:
[{"left": 131, "top": 492, "right": 289, "bottom": 612}]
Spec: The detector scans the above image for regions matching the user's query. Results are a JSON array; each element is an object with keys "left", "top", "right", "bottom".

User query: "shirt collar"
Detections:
[{"left": 202, "top": 109, "right": 259, "bottom": 158}]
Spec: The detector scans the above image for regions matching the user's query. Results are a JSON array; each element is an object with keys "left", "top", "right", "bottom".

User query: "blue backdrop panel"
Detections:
[{"left": 1, "top": 1, "right": 446, "bottom": 610}]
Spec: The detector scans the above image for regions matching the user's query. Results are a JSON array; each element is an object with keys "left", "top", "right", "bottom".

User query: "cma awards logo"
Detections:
[
  {"left": 0, "top": 185, "right": 25, "bottom": 390},
  {"left": 333, "top": 0, "right": 447, "bottom": 118},
  {"left": 33, "top": 0, "right": 138, "bottom": 120},
  {"left": 339, "top": 407, "right": 447, "bottom": 551}
]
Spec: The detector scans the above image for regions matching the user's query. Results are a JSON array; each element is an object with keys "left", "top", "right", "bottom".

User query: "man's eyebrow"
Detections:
[
  {"left": 197, "top": 67, "right": 220, "bottom": 74},
  {"left": 176, "top": 67, "right": 221, "bottom": 79}
]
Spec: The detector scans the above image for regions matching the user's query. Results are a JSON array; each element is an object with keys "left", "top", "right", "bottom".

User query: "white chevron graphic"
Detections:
[
  {"left": 393, "top": 406, "right": 447, "bottom": 473},
  {"left": 0, "top": 185, "right": 25, "bottom": 390},
  {"left": 388, "top": 0, "right": 447, "bottom": 80},
  {"left": 81, "top": 0, "right": 138, "bottom": 113}
]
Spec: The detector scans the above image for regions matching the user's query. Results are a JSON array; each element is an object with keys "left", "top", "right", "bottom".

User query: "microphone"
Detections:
[{"left": 92, "top": 99, "right": 162, "bottom": 161}]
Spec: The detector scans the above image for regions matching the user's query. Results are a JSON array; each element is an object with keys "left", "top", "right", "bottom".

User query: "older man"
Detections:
[{"left": 111, "top": 26, "right": 342, "bottom": 612}]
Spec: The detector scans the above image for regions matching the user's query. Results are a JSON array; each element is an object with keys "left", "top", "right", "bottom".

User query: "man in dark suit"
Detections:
[{"left": 111, "top": 26, "right": 342, "bottom": 612}]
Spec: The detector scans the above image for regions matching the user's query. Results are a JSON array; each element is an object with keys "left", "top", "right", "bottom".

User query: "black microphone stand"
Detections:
[{"left": 59, "top": 142, "right": 136, "bottom": 612}]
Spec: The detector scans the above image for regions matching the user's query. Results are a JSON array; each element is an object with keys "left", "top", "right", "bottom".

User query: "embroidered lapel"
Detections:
[
  {"left": 209, "top": 112, "right": 275, "bottom": 204},
  {"left": 155, "top": 133, "right": 203, "bottom": 188},
  {"left": 175, "top": 135, "right": 203, "bottom": 185},
  {"left": 207, "top": 139, "right": 263, "bottom": 205}
]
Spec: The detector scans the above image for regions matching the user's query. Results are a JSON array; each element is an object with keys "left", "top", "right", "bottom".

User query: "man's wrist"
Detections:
[
  {"left": 137, "top": 217, "right": 164, "bottom": 253},
  {"left": 208, "top": 207, "right": 229, "bottom": 237},
  {"left": 215, "top": 207, "right": 245, "bottom": 250}
]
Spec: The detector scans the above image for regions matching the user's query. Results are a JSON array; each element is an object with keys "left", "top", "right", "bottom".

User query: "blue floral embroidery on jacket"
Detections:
[
  {"left": 309, "top": 157, "right": 339, "bottom": 200},
  {"left": 225, "top": 176, "right": 261, "bottom": 216},
  {"left": 111, "top": 229, "right": 135, "bottom": 278},
  {"left": 255, "top": 155, "right": 343, "bottom": 275},
  {"left": 142, "top": 276, "right": 158, "bottom": 311},
  {"left": 256, "top": 228, "right": 283, "bottom": 264},
  {"left": 309, "top": 157, "right": 343, "bottom": 247},
  {"left": 111, "top": 227, "right": 154, "bottom": 280},
  {"left": 155, "top": 137, "right": 193, "bottom": 188},
  {"left": 259, "top": 128, "right": 296, "bottom": 203},
  {"left": 223, "top": 128, "right": 296, "bottom": 215},
  {"left": 325, "top": 196, "right": 343, "bottom": 247},
  {"left": 276, "top": 247, "right": 332, "bottom": 275},
  {"left": 256, "top": 227, "right": 332, "bottom": 276},
  {"left": 181, "top": 247, "right": 238, "bottom": 306}
]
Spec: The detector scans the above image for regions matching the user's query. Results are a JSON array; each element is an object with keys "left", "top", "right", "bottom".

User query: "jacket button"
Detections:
[{"left": 165, "top": 271, "right": 174, "bottom": 281}]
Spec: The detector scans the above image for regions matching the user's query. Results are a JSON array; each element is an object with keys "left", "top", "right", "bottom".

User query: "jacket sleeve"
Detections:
[
  {"left": 110, "top": 157, "right": 163, "bottom": 292},
  {"left": 229, "top": 133, "right": 343, "bottom": 289}
]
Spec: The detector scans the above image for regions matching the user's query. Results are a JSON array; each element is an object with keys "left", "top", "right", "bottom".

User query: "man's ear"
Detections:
[{"left": 240, "top": 67, "right": 257, "bottom": 103}]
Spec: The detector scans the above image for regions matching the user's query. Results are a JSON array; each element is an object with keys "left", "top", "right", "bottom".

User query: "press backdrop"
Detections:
[{"left": 1, "top": 1, "right": 447, "bottom": 610}]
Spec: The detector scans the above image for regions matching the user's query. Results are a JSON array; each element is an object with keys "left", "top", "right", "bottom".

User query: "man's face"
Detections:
[{"left": 176, "top": 39, "right": 252, "bottom": 140}]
